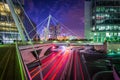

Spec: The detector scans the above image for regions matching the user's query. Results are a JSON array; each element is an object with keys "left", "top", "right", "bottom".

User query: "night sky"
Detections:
[{"left": 25, "top": 0, "right": 84, "bottom": 38}]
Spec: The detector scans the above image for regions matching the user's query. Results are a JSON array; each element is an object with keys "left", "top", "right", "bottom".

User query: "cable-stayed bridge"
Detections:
[
  {"left": 4, "top": 0, "right": 80, "bottom": 42},
  {"left": 0, "top": 0, "right": 111, "bottom": 80},
  {"left": 31, "top": 15, "right": 79, "bottom": 41}
]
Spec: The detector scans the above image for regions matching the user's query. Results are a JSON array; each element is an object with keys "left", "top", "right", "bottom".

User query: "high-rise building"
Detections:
[
  {"left": 91, "top": 0, "right": 120, "bottom": 42},
  {"left": 49, "top": 24, "right": 60, "bottom": 39},
  {"left": 85, "top": 0, "right": 120, "bottom": 42},
  {"left": 85, "top": 0, "right": 92, "bottom": 39},
  {"left": 0, "top": 0, "right": 24, "bottom": 44}
]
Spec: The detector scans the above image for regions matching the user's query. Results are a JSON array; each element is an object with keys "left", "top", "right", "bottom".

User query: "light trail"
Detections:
[
  {"left": 30, "top": 52, "right": 60, "bottom": 74},
  {"left": 43, "top": 53, "right": 63, "bottom": 80},
  {"left": 29, "top": 52, "right": 54, "bottom": 73},
  {"left": 74, "top": 52, "right": 77, "bottom": 80},
  {"left": 78, "top": 54, "right": 85, "bottom": 80},
  {"left": 41, "top": 52, "right": 56, "bottom": 63},
  {"left": 31, "top": 51, "right": 63, "bottom": 79},
  {"left": 65, "top": 53, "right": 73, "bottom": 80},
  {"left": 27, "top": 46, "right": 88, "bottom": 80},
  {"left": 50, "top": 51, "right": 70, "bottom": 80}
]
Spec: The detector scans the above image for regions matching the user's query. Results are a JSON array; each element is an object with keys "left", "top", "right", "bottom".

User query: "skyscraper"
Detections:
[
  {"left": 91, "top": 0, "right": 120, "bottom": 42},
  {"left": 85, "top": 0, "right": 120, "bottom": 42},
  {"left": 49, "top": 24, "right": 60, "bottom": 39},
  {"left": 85, "top": 0, "right": 92, "bottom": 39},
  {"left": 0, "top": 0, "right": 24, "bottom": 44}
]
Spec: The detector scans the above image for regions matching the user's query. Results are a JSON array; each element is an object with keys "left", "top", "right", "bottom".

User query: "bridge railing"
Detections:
[{"left": 16, "top": 43, "right": 32, "bottom": 80}]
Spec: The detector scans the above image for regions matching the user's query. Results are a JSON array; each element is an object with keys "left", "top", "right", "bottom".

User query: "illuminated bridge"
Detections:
[
  {"left": 0, "top": 0, "right": 90, "bottom": 80},
  {"left": 0, "top": 0, "right": 120, "bottom": 80}
]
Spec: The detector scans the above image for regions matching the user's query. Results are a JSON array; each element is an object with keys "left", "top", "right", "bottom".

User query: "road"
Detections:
[{"left": 27, "top": 46, "right": 90, "bottom": 80}]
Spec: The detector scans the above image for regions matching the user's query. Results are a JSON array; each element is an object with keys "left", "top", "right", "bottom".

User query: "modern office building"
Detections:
[
  {"left": 92, "top": 0, "right": 120, "bottom": 42},
  {"left": 0, "top": 0, "right": 24, "bottom": 43},
  {"left": 85, "top": 0, "right": 92, "bottom": 39},
  {"left": 85, "top": 0, "right": 120, "bottom": 42},
  {"left": 49, "top": 24, "right": 61, "bottom": 39}
]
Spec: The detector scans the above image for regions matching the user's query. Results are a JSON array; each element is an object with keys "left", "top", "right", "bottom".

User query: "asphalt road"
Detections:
[{"left": 28, "top": 46, "right": 90, "bottom": 80}]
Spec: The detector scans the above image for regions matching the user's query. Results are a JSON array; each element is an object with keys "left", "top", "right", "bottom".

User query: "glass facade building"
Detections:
[
  {"left": 85, "top": 0, "right": 92, "bottom": 39},
  {"left": 0, "top": 0, "right": 24, "bottom": 43},
  {"left": 91, "top": 0, "right": 120, "bottom": 42}
]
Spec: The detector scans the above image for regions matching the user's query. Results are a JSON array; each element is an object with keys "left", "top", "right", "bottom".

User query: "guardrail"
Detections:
[
  {"left": 92, "top": 71, "right": 113, "bottom": 80},
  {"left": 19, "top": 43, "right": 52, "bottom": 50}
]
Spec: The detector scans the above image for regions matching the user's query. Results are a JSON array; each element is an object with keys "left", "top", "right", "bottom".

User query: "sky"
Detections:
[{"left": 25, "top": 0, "right": 84, "bottom": 38}]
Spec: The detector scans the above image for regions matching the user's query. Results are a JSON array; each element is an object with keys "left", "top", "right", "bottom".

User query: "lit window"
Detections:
[
  {"left": 94, "top": 33, "right": 97, "bottom": 36},
  {"left": 92, "top": 27, "right": 95, "bottom": 31},
  {"left": 114, "top": 33, "right": 117, "bottom": 36},
  {"left": 92, "top": 16, "right": 95, "bottom": 19},
  {"left": 118, "top": 33, "right": 120, "bottom": 36},
  {"left": 106, "top": 32, "right": 110, "bottom": 37}
]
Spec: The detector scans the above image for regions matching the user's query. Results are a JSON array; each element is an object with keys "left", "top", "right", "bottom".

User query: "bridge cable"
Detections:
[
  {"left": 12, "top": 0, "right": 44, "bottom": 79},
  {"left": 52, "top": 17, "right": 79, "bottom": 37},
  {"left": 16, "top": 0, "right": 36, "bottom": 31},
  {"left": 31, "top": 19, "right": 47, "bottom": 40},
  {"left": 53, "top": 17, "right": 79, "bottom": 36}
]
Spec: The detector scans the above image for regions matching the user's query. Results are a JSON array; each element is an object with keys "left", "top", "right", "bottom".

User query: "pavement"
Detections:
[{"left": 26, "top": 46, "right": 90, "bottom": 80}]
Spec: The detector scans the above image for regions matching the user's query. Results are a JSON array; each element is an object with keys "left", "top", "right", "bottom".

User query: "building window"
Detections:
[{"left": 118, "top": 33, "right": 120, "bottom": 36}]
